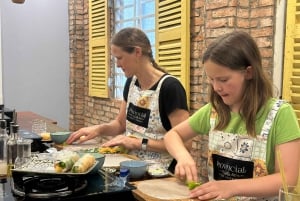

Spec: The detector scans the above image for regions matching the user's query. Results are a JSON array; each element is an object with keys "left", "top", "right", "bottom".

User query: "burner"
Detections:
[{"left": 12, "top": 175, "right": 87, "bottom": 199}]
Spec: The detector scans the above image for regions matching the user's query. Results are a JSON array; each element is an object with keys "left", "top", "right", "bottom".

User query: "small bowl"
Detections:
[
  {"left": 120, "top": 160, "right": 148, "bottom": 179},
  {"left": 50, "top": 132, "right": 71, "bottom": 144}
]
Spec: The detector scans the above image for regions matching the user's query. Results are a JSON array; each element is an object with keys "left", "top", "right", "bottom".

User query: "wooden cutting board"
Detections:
[{"left": 132, "top": 177, "right": 198, "bottom": 201}]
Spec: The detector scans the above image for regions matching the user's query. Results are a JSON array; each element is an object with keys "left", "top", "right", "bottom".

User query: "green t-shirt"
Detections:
[{"left": 189, "top": 98, "right": 300, "bottom": 173}]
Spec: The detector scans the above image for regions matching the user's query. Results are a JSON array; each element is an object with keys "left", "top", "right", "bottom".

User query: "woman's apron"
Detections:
[
  {"left": 208, "top": 100, "right": 284, "bottom": 201},
  {"left": 125, "top": 75, "right": 173, "bottom": 166}
]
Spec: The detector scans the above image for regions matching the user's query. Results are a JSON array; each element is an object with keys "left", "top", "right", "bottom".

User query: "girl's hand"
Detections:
[
  {"left": 189, "top": 180, "right": 235, "bottom": 200},
  {"left": 175, "top": 155, "right": 198, "bottom": 182}
]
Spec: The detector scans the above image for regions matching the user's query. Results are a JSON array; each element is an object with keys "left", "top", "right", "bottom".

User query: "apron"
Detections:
[
  {"left": 208, "top": 100, "right": 284, "bottom": 201},
  {"left": 125, "top": 75, "right": 173, "bottom": 166}
]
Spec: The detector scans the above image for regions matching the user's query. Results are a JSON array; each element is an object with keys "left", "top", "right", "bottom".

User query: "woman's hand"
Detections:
[
  {"left": 66, "top": 125, "right": 100, "bottom": 144},
  {"left": 101, "top": 135, "right": 141, "bottom": 150},
  {"left": 189, "top": 180, "right": 235, "bottom": 200}
]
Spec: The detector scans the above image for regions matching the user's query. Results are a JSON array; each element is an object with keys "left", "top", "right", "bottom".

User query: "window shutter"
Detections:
[
  {"left": 156, "top": 0, "right": 190, "bottom": 103},
  {"left": 283, "top": 1, "right": 300, "bottom": 125},
  {"left": 88, "top": 0, "right": 110, "bottom": 98}
]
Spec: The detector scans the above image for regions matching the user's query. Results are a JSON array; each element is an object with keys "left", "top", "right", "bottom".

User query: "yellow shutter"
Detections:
[
  {"left": 88, "top": 0, "right": 110, "bottom": 97},
  {"left": 156, "top": 0, "right": 190, "bottom": 104},
  {"left": 283, "top": 0, "right": 300, "bottom": 124}
]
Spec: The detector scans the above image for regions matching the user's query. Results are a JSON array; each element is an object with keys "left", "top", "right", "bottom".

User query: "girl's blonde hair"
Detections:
[{"left": 202, "top": 31, "right": 273, "bottom": 136}]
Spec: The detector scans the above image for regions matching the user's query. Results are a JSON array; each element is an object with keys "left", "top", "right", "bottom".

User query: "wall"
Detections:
[{"left": 0, "top": 0, "right": 70, "bottom": 129}]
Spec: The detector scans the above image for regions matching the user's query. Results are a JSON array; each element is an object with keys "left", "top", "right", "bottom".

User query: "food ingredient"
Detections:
[
  {"left": 99, "top": 146, "right": 127, "bottom": 154},
  {"left": 54, "top": 151, "right": 80, "bottom": 173},
  {"left": 40, "top": 132, "right": 51, "bottom": 141},
  {"left": 186, "top": 181, "right": 201, "bottom": 190},
  {"left": 71, "top": 153, "right": 95, "bottom": 173}
]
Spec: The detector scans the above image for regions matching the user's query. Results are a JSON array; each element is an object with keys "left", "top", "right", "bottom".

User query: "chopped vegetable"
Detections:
[{"left": 186, "top": 181, "right": 201, "bottom": 190}]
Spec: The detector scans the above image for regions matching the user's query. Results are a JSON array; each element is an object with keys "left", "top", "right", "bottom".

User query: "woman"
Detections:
[
  {"left": 164, "top": 31, "right": 300, "bottom": 200},
  {"left": 67, "top": 27, "right": 190, "bottom": 167}
]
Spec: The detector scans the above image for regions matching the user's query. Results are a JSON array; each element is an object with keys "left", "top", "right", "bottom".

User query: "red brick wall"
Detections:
[{"left": 69, "top": 0, "right": 276, "bottom": 181}]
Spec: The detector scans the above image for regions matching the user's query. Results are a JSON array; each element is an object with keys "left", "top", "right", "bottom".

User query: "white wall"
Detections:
[{"left": 0, "top": 0, "right": 69, "bottom": 129}]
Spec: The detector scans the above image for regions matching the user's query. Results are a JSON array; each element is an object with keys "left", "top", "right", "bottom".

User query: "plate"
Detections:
[{"left": 12, "top": 153, "right": 98, "bottom": 175}]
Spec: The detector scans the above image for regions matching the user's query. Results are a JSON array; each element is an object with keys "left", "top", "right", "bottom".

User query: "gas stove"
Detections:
[{"left": 6, "top": 169, "right": 136, "bottom": 201}]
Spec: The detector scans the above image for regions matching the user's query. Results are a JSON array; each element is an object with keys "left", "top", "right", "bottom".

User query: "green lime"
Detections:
[{"left": 186, "top": 181, "right": 201, "bottom": 190}]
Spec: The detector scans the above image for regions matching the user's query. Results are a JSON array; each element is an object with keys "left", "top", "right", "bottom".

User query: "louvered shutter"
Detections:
[
  {"left": 156, "top": 0, "right": 190, "bottom": 103},
  {"left": 283, "top": 0, "right": 300, "bottom": 125},
  {"left": 88, "top": 0, "right": 110, "bottom": 97}
]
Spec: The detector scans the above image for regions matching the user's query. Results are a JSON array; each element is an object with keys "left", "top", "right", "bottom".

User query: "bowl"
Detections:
[
  {"left": 50, "top": 132, "right": 71, "bottom": 144},
  {"left": 120, "top": 160, "right": 148, "bottom": 179}
]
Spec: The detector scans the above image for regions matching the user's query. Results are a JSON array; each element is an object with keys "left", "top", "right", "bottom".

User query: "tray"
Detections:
[{"left": 12, "top": 153, "right": 98, "bottom": 175}]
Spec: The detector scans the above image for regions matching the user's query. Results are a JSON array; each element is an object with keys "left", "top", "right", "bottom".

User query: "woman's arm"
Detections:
[{"left": 67, "top": 100, "right": 127, "bottom": 144}]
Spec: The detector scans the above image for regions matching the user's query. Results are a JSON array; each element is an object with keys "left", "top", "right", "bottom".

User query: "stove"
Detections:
[{"left": 5, "top": 169, "right": 136, "bottom": 201}]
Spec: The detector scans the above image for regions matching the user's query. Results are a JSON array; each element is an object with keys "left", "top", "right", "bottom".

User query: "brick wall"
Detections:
[{"left": 69, "top": 0, "right": 276, "bottom": 181}]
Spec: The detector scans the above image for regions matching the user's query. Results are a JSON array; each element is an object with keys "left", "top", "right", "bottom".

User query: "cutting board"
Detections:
[{"left": 132, "top": 177, "right": 197, "bottom": 201}]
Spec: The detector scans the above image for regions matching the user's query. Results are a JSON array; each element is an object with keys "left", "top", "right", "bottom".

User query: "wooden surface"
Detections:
[
  {"left": 131, "top": 177, "right": 198, "bottom": 201},
  {"left": 17, "top": 111, "right": 67, "bottom": 132}
]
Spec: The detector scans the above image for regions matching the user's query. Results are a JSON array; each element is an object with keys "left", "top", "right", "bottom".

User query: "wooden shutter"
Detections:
[
  {"left": 155, "top": 0, "right": 190, "bottom": 103},
  {"left": 88, "top": 0, "right": 110, "bottom": 97},
  {"left": 282, "top": 0, "right": 300, "bottom": 124}
]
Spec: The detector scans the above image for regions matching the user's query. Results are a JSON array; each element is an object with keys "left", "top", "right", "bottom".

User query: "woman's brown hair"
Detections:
[
  {"left": 112, "top": 27, "right": 167, "bottom": 73},
  {"left": 202, "top": 31, "right": 273, "bottom": 136}
]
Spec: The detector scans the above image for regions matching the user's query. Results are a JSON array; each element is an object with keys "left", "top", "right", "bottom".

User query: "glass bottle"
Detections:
[
  {"left": 0, "top": 119, "right": 8, "bottom": 197},
  {"left": 7, "top": 124, "right": 17, "bottom": 175},
  {"left": 0, "top": 120, "right": 8, "bottom": 178}
]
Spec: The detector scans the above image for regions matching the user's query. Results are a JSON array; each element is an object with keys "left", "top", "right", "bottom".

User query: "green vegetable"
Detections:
[{"left": 186, "top": 181, "right": 201, "bottom": 190}]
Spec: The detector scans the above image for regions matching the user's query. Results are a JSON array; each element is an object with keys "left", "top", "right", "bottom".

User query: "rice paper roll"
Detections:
[
  {"left": 71, "top": 153, "right": 95, "bottom": 173},
  {"left": 54, "top": 151, "right": 80, "bottom": 173}
]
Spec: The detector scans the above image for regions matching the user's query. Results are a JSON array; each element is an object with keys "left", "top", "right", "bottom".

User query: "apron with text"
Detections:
[
  {"left": 208, "top": 100, "right": 284, "bottom": 201},
  {"left": 125, "top": 75, "right": 173, "bottom": 166}
]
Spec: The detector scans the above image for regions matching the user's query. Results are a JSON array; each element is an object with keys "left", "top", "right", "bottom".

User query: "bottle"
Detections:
[
  {"left": 7, "top": 124, "right": 18, "bottom": 176},
  {"left": 14, "top": 129, "right": 24, "bottom": 169},
  {"left": 0, "top": 120, "right": 8, "bottom": 180},
  {"left": 119, "top": 168, "right": 129, "bottom": 188}
]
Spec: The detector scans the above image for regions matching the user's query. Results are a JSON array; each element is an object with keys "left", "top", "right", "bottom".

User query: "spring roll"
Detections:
[
  {"left": 54, "top": 152, "right": 80, "bottom": 173},
  {"left": 71, "top": 153, "right": 95, "bottom": 173}
]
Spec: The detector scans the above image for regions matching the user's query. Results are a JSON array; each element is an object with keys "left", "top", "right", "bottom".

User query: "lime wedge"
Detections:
[{"left": 186, "top": 181, "right": 201, "bottom": 190}]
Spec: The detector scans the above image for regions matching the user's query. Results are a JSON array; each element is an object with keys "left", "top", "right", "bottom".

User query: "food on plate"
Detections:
[
  {"left": 40, "top": 132, "right": 51, "bottom": 141},
  {"left": 147, "top": 163, "right": 169, "bottom": 177},
  {"left": 54, "top": 151, "right": 80, "bottom": 173},
  {"left": 186, "top": 181, "right": 201, "bottom": 190},
  {"left": 71, "top": 153, "right": 96, "bottom": 173},
  {"left": 99, "top": 146, "right": 127, "bottom": 154}
]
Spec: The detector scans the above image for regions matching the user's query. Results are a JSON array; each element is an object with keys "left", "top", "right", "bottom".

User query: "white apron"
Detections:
[
  {"left": 125, "top": 75, "right": 173, "bottom": 166},
  {"left": 208, "top": 100, "right": 284, "bottom": 201}
]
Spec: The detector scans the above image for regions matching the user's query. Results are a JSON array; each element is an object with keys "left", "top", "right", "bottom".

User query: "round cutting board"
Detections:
[{"left": 137, "top": 179, "right": 190, "bottom": 200}]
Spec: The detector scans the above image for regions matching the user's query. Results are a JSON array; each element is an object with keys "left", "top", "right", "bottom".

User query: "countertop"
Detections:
[{"left": 17, "top": 111, "right": 67, "bottom": 132}]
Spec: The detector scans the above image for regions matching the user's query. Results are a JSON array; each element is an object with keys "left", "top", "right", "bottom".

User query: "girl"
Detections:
[{"left": 164, "top": 31, "right": 300, "bottom": 200}]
